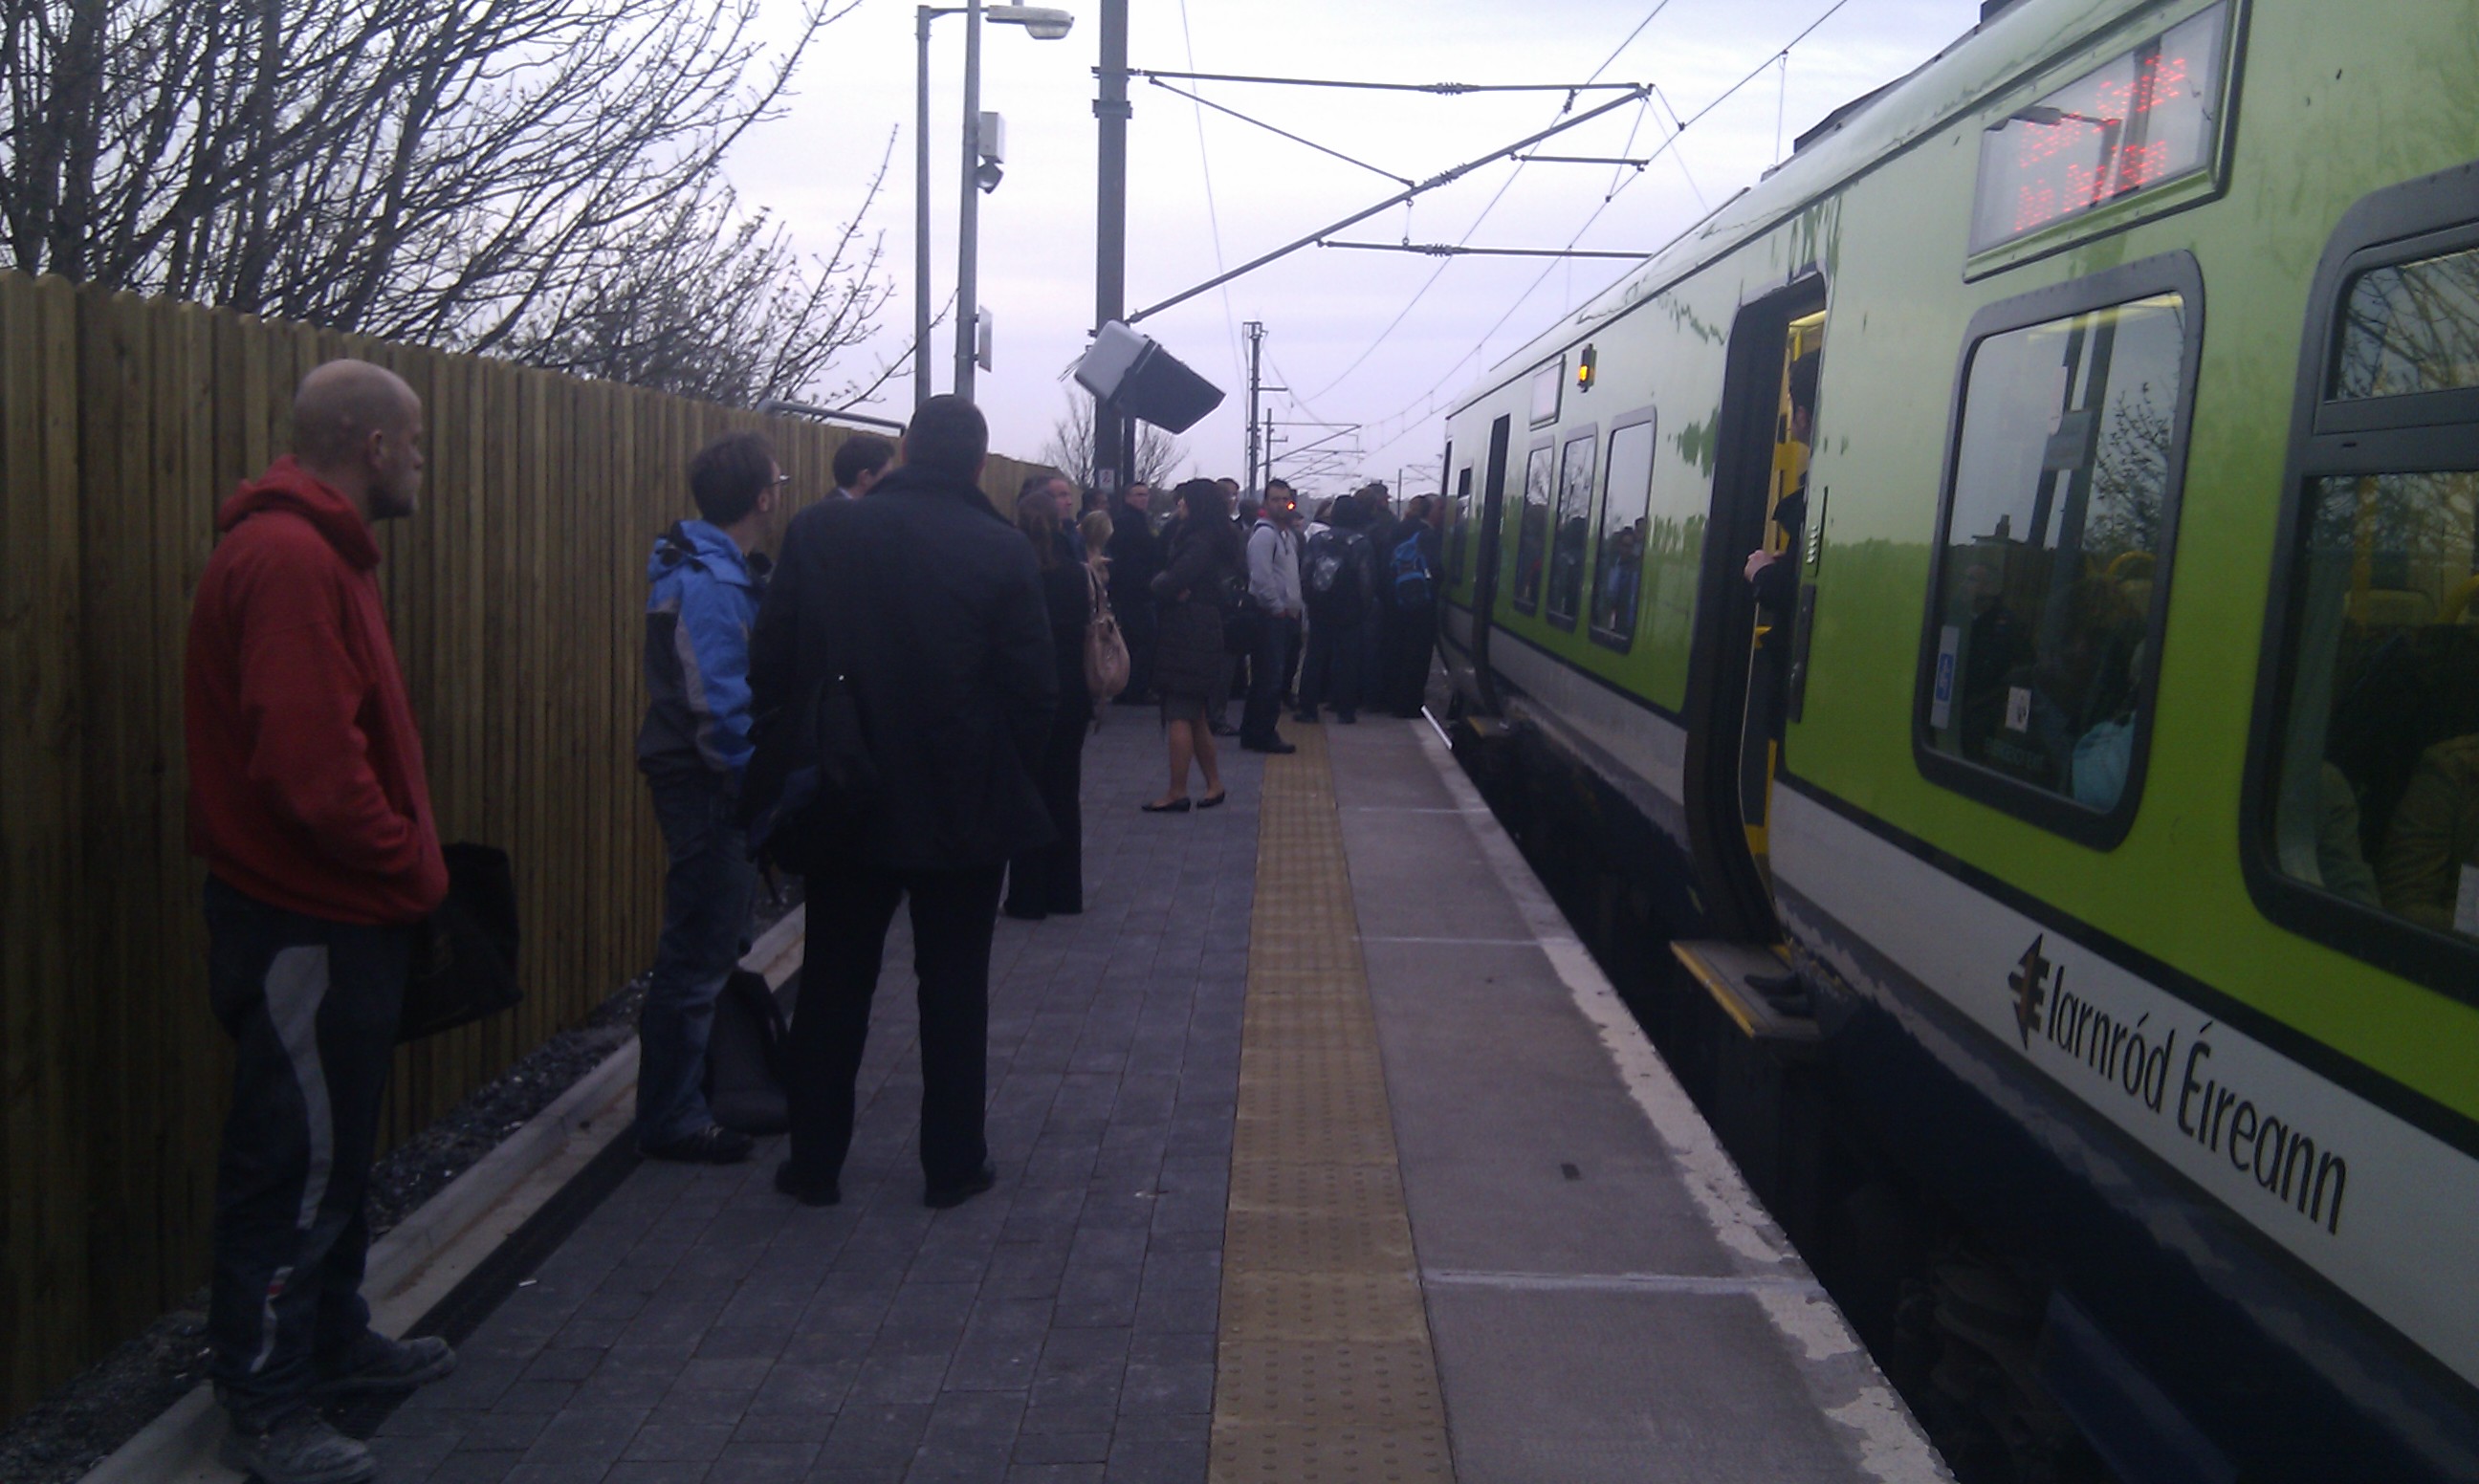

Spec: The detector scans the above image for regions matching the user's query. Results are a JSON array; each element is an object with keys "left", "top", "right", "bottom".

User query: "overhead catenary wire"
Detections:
[
  {"left": 1145, "top": 76, "right": 1414, "bottom": 188},
  {"left": 1173, "top": 0, "right": 1246, "bottom": 387},
  {"left": 1125, "top": 69, "right": 1653, "bottom": 96},
  {"left": 1354, "top": 0, "right": 1862, "bottom": 463}
]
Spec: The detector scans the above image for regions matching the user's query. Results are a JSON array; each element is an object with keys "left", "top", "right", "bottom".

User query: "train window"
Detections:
[
  {"left": 1546, "top": 429, "right": 1597, "bottom": 628},
  {"left": 1591, "top": 414, "right": 1657, "bottom": 647},
  {"left": 2249, "top": 171, "right": 2479, "bottom": 998},
  {"left": 1915, "top": 252, "right": 2204, "bottom": 847},
  {"left": 1448, "top": 466, "right": 1474, "bottom": 588},
  {"left": 2330, "top": 244, "right": 2479, "bottom": 401},
  {"left": 1513, "top": 441, "right": 1553, "bottom": 614}
]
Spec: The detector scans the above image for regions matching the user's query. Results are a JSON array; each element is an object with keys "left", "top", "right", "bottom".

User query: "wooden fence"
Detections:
[{"left": 0, "top": 270, "right": 1039, "bottom": 1421}]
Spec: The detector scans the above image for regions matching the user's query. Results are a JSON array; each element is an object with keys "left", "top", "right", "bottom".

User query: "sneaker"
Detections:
[
  {"left": 643, "top": 1124, "right": 754, "bottom": 1164},
  {"left": 925, "top": 1160, "right": 998, "bottom": 1210},
  {"left": 218, "top": 1409, "right": 376, "bottom": 1484},
  {"left": 310, "top": 1332, "right": 456, "bottom": 1397}
]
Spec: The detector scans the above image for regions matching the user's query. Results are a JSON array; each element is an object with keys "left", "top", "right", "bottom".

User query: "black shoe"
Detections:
[
  {"left": 1244, "top": 738, "right": 1298, "bottom": 755},
  {"left": 1292, "top": 710, "right": 1318, "bottom": 725},
  {"left": 1196, "top": 790, "right": 1228, "bottom": 810},
  {"left": 1140, "top": 797, "right": 1192, "bottom": 814},
  {"left": 925, "top": 1160, "right": 998, "bottom": 1210},
  {"left": 1002, "top": 903, "right": 1047, "bottom": 921},
  {"left": 1208, "top": 721, "right": 1239, "bottom": 737},
  {"left": 219, "top": 1409, "right": 375, "bottom": 1484},
  {"left": 642, "top": 1124, "right": 754, "bottom": 1165},
  {"left": 1335, "top": 710, "right": 1357, "bottom": 724},
  {"left": 774, "top": 1161, "right": 843, "bottom": 1207},
  {"left": 309, "top": 1333, "right": 455, "bottom": 1398}
]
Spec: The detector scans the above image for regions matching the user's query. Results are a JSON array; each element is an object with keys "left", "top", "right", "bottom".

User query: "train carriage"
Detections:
[{"left": 1436, "top": 0, "right": 2479, "bottom": 1477}]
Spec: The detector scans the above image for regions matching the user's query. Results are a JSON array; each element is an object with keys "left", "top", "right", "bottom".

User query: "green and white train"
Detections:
[{"left": 1436, "top": 0, "right": 2479, "bottom": 1476}]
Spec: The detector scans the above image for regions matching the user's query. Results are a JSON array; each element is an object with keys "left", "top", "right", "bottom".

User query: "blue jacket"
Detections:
[{"left": 636, "top": 520, "right": 768, "bottom": 782}]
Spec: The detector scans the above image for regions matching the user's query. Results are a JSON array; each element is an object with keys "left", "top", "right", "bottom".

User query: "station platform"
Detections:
[{"left": 355, "top": 711, "right": 1944, "bottom": 1484}]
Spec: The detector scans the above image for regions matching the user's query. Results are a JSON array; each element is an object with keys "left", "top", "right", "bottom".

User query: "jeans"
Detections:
[
  {"left": 1296, "top": 613, "right": 1364, "bottom": 718},
  {"left": 781, "top": 860, "right": 1007, "bottom": 1187},
  {"left": 637, "top": 769, "right": 758, "bottom": 1148},
  {"left": 203, "top": 876, "right": 410, "bottom": 1430},
  {"left": 1240, "top": 613, "right": 1299, "bottom": 746}
]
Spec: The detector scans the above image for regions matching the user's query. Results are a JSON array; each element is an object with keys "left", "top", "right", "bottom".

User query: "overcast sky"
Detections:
[{"left": 733, "top": 0, "right": 1986, "bottom": 497}]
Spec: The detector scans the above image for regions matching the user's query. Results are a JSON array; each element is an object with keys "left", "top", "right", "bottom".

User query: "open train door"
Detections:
[
  {"left": 1455, "top": 413, "right": 1514, "bottom": 714},
  {"left": 1676, "top": 279, "right": 1826, "bottom": 1017}
]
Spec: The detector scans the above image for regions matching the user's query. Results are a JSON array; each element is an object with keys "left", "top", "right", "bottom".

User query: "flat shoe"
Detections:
[
  {"left": 642, "top": 1124, "right": 753, "bottom": 1165},
  {"left": 1140, "top": 797, "right": 1192, "bottom": 813},
  {"left": 1196, "top": 791, "right": 1227, "bottom": 810}
]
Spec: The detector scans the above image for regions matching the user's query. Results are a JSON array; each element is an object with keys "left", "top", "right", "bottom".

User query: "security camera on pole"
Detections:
[{"left": 914, "top": 3, "right": 1071, "bottom": 408}]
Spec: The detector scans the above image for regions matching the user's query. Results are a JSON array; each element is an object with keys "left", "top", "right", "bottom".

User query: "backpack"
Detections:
[
  {"left": 1084, "top": 566, "right": 1130, "bottom": 703},
  {"left": 1390, "top": 531, "right": 1435, "bottom": 609},
  {"left": 704, "top": 967, "right": 789, "bottom": 1135},
  {"left": 1304, "top": 528, "right": 1363, "bottom": 610}
]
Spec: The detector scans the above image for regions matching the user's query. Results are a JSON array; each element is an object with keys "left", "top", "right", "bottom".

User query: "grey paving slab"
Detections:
[
  {"left": 380, "top": 718, "right": 1254, "bottom": 1484},
  {"left": 1324, "top": 718, "right": 1942, "bottom": 1484}
]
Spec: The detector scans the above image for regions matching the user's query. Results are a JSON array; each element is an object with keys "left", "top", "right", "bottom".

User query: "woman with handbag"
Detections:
[
  {"left": 1144, "top": 478, "right": 1244, "bottom": 813},
  {"left": 1005, "top": 490, "right": 1096, "bottom": 918}
]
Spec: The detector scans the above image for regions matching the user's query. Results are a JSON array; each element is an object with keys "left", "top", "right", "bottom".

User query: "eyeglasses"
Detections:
[{"left": 773, "top": 472, "right": 792, "bottom": 485}]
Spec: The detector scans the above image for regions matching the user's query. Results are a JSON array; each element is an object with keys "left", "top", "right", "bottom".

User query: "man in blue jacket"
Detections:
[{"left": 633, "top": 430, "right": 779, "bottom": 1162}]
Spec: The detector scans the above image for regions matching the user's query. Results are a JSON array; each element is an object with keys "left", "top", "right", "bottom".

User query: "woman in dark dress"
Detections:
[
  {"left": 1144, "top": 478, "right": 1244, "bottom": 812},
  {"left": 1005, "top": 490, "right": 1094, "bottom": 917}
]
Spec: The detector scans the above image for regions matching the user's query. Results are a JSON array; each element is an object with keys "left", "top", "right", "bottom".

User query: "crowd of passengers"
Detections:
[{"left": 181, "top": 361, "right": 1446, "bottom": 1484}]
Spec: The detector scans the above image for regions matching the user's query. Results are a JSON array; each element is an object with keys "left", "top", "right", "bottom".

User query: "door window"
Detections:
[
  {"left": 1513, "top": 442, "right": 1553, "bottom": 614},
  {"left": 1592, "top": 416, "right": 1656, "bottom": 646},
  {"left": 1547, "top": 430, "right": 1597, "bottom": 628}
]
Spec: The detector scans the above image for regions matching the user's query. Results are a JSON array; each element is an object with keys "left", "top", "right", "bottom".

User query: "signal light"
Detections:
[{"left": 1576, "top": 345, "right": 1596, "bottom": 391}]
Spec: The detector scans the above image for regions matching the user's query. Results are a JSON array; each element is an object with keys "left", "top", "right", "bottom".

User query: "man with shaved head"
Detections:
[{"left": 186, "top": 358, "right": 452, "bottom": 1483}]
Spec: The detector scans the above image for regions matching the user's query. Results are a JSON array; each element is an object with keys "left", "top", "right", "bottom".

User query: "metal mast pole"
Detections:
[
  {"left": 1093, "top": 0, "right": 1130, "bottom": 495},
  {"left": 914, "top": 6, "right": 936, "bottom": 409},
  {"left": 1243, "top": 320, "right": 1264, "bottom": 499},
  {"left": 954, "top": 0, "right": 985, "bottom": 401}
]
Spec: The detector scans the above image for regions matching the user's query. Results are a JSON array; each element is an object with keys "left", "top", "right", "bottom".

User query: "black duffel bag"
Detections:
[{"left": 399, "top": 841, "right": 521, "bottom": 1043}]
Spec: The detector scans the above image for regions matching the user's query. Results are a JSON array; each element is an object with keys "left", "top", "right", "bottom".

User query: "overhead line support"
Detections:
[{"left": 1126, "top": 83, "right": 1652, "bottom": 325}]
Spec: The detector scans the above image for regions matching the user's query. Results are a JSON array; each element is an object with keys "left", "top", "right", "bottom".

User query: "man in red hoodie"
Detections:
[{"left": 186, "top": 359, "right": 455, "bottom": 1484}]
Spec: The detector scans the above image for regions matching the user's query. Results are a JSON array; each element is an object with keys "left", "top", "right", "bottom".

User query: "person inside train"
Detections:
[
  {"left": 2375, "top": 732, "right": 2479, "bottom": 934},
  {"left": 1742, "top": 350, "right": 1819, "bottom": 617}
]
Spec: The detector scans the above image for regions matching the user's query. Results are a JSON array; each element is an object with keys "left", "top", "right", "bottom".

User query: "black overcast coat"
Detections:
[{"left": 748, "top": 464, "right": 1059, "bottom": 871}]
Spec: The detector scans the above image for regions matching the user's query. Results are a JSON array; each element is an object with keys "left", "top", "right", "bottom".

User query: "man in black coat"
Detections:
[
  {"left": 1106, "top": 481, "right": 1163, "bottom": 705},
  {"left": 748, "top": 395, "right": 1058, "bottom": 1210}
]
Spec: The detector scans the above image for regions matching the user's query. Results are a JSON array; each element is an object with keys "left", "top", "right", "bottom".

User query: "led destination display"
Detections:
[{"left": 1970, "top": 5, "right": 2230, "bottom": 253}]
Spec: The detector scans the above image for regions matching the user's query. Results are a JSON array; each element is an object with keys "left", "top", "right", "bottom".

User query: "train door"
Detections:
[
  {"left": 1680, "top": 281, "right": 1827, "bottom": 947},
  {"left": 1465, "top": 413, "right": 1513, "bottom": 711}
]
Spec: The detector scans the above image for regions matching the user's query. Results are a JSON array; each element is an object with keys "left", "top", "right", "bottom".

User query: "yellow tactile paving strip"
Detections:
[{"left": 1212, "top": 725, "right": 1458, "bottom": 1483}]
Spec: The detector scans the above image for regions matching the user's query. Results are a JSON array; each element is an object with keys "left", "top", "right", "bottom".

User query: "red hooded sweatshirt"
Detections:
[{"left": 186, "top": 456, "right": 449, "bottom": 925}]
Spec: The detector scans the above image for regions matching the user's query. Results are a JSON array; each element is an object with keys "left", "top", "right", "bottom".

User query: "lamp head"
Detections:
[{"left": 987, "top": 5, "right": 1074, "bottom": 38}]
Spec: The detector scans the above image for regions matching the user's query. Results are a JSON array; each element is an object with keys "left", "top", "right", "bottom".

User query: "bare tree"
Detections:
[
  {"left": 1042, "top": 392, "right": 1187, "bottom": 491},
  {"left": 1, "top": 0, "right": 892, "bottom": 404}
]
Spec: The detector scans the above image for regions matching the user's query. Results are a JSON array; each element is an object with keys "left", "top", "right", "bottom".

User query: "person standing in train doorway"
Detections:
[
  {"left": 185, "top": 360, "right": 458, "bottom": 1484},
  {"left": 633, "top": 431, "right": 780, "bottom": 1167},
  {"left": 1743, "top": 351, "right": 1820, "bottom": 745}
]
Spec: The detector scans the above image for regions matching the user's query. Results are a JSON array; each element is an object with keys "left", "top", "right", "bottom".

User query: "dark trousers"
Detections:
[
  {"left": 637, "top": 769, "right": 757, "bottom": 1147},
  {"left": 1240, "top": 615, "right": 1299, "bottom": 746},
  {"left": 782, "top": 860, "right": 1006, "bottom": 1187},
  {"left": 1296, "top": 613, "right": 1364, "bottom": 718},
  {"left": 1008, "top": 709, "right": 1086, "bottom": 915},
  {"left": 203, "top": 876, "right": 410, "bottom": 1430},
  {"left": 1113, "top": 601, "right": 1158, "bottom": 705},
  {"left": 1382, "top": 600, "right": 1437, "bottom": 715}
]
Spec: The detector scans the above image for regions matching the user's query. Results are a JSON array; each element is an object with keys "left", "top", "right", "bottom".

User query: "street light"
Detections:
[{"left": 915, "top": 3, "right": 1073, "bottom": 410}]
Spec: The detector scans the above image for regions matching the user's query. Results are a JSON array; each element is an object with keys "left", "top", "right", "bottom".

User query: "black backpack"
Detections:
[
  {"left": 703, "top": 967, "right": 790, "bottom": 1135},
  {"left": 1304, "top": 528, "right": 1364, "bottom": 610}
]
